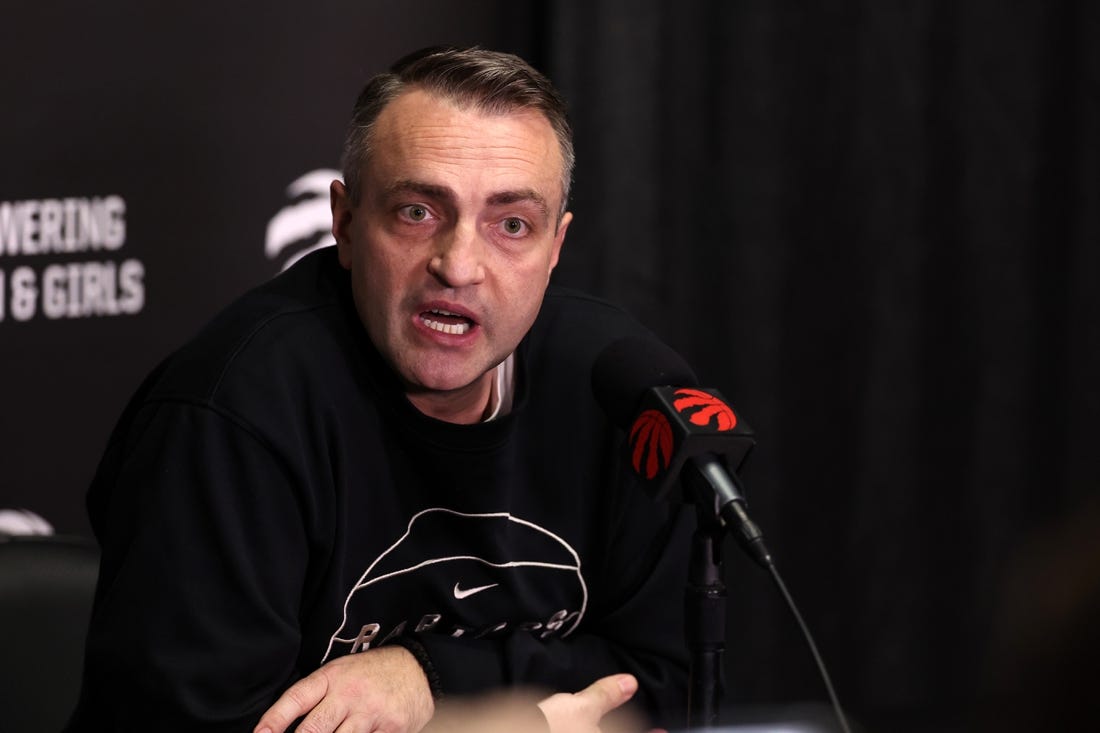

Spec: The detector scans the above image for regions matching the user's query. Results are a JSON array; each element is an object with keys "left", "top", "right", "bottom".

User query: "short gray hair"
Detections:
[{"left": 341, "top": 46, "right": 574, "bottom": 215}]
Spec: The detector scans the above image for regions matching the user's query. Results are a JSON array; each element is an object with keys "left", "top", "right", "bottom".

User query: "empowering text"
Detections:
[{"left": 0, "top": 196, "right": 145, "bottom": 323}]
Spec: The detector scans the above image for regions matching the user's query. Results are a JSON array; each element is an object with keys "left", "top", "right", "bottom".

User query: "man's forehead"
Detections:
[{"left": 367, "top": 89, "right": 566, "bottom": 208}]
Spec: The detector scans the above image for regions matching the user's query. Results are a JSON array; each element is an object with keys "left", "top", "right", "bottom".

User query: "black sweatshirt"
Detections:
[{"left": 70, "top": 246, "right": 691, "bottom": 731}]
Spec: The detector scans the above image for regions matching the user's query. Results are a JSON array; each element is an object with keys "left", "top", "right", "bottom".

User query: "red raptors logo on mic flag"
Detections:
[
  {"left": 627, "top": 389, "right": 738, "bottom": 481},
  {"left": 673, "top": 389, "right": 737, "bottom": 430},
  {"left": 629, "top": 409, "right": 673, "bottom": 479}
]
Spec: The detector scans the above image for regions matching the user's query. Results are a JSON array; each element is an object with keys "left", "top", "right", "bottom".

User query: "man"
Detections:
[{"left": 70, "top": 47, "right": 691, "bottom": 732}]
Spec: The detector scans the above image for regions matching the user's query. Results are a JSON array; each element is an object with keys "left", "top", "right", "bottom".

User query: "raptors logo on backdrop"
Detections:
[
  {"left": 322, "top": 508, "right": 588, "bottom": 663},
  {"left": 265, "top": 169, "right": 340, "bottom": 271}
]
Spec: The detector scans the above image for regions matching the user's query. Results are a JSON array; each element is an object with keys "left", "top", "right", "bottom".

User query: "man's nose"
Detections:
[{"left": 428, "top": 221, "right": 486, "bottom": 288}]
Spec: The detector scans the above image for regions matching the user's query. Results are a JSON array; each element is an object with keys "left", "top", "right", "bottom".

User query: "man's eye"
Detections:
[
  {"left": 501, "top": 218, "right": 528, "bottom": 236},
  {"left": 402, "top": 205, "right": 430, "bottom": 222}
]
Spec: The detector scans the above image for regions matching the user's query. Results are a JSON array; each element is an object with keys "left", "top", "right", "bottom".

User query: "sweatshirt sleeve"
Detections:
[{"left": 70, "top": 400, "right": 311, "bottom": 732}]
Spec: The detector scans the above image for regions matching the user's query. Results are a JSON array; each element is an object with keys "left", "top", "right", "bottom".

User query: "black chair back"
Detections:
[{"left": 0, "top": 536, "right": 99, "bottom": 733}]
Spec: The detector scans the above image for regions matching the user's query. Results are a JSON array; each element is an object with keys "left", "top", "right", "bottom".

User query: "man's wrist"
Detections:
[{"left": 387, "top": 636, "right": 444, "bottom": 699}]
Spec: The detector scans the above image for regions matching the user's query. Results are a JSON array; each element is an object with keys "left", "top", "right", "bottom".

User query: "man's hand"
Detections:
[
  {"left": 254, "top": 646, "right": 435, "bottom": 733},
  {"left": 536, "top": 673, "right": 648, "bottom": 733}
]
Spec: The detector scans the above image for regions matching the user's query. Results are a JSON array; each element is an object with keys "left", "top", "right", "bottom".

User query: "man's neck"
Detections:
[{"left": 406, "top": 370, "right": 495, "bottom": 425}]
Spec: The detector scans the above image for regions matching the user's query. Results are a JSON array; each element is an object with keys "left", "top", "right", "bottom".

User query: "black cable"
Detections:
[{"left": 764, "top": 558, "right": 853, "bottom": 733}]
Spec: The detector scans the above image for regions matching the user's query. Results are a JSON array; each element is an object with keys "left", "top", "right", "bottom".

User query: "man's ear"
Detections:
[
  {"left": 548, "top": 211, "right": 572, "bottom": 275},
  {"left": 330, "top": 180, "right": 354, "bottom": 270}
]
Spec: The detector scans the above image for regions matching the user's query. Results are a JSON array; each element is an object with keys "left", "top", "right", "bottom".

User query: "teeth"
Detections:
[
  {"left": 431, "top": 309, "right": 460, "bottom": 317},
  {"left": 421, "top": 316, "right": 470, "bottom": 335}
]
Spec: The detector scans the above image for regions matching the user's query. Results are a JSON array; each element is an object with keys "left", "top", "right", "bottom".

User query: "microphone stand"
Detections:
[
  {"left": 679, "top": 464, "right": 853, "bottom": 733},
  {"left": 681, "top": 456, "right": 766, "bottom": 729},
  {"left": 685, "top": 496, "right": 727, "bottom": 729}
]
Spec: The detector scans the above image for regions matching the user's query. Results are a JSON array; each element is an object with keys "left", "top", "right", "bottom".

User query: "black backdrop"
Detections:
[
  {"left": 3, "top": 2, "right": 1097, "bottom": 731},
  {"left": 544, "top": 2, "right": 1100, "bottom": 730}
]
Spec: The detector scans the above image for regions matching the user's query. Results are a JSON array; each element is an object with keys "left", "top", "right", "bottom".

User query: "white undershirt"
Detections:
[{"left": 482, "top": 352, "right": 516, "bottom": 422}]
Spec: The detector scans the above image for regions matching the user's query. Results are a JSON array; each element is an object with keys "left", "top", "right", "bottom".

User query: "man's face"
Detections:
[{"left": 331, "top": 89, "right": 571, "bottom": 419}]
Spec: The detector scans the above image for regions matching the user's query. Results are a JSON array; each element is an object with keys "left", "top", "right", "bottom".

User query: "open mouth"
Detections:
[{"left": 420, "top": 308, "right": 475, "bottom": 335}]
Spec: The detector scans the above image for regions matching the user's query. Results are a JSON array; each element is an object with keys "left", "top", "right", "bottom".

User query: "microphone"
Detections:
[
  {"left": 593, "top": 339, "right": 852, "bottom": 733},
  {"left": 592, "top": 337, "right": 771, "bottom": 567}
]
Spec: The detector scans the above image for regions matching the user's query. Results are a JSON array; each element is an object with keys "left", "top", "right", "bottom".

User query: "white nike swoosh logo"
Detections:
[{"left": 453, "top": 582, "right": 498, "bottom": 600}]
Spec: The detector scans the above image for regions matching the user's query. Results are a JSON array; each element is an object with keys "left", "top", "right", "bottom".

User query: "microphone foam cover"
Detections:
[{"left": 591, "top": 337, "right": 698, "bottom": 429}]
